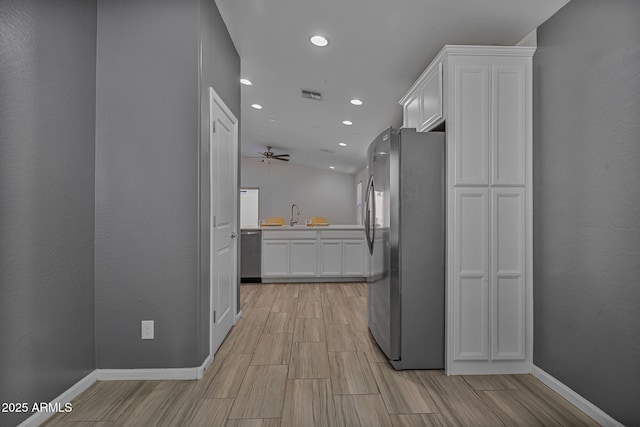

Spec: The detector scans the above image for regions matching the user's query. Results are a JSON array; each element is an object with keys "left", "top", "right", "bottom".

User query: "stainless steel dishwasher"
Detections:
[{"left": 240, "top": 229, "right": 262, "bottom": 282}]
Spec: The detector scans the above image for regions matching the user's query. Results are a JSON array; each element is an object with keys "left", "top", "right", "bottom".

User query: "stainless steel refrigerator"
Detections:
[{"left": 365, "top": 127, "right": 444, "bottom": 370}]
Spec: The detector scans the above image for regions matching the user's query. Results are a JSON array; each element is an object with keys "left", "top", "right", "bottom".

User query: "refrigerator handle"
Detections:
[
  {"left": 365, "top": 175, "right": 375, "bottom": 255},
  {"left": 364, "top": 177, "right": 370, "bottom": 249}
]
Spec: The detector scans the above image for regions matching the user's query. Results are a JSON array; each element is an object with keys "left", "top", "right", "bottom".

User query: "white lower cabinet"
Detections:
[
  {"left": 343, "top": 240, "right": 365, "bottom": 276},
  {"left": 320, "top": 239, "right": 366, "bottom": 276},
  {"left": 290, "top": 240, "right": 317, "bottom": 276},
  {"left": 262, "top": 240, "right": 290, "bottom": 277},
  {"left": 320, "top": 240, "right": 342, "bottom": 276},
  {"left": 262, "top": 229, "right": 366, "bottom": 281}
]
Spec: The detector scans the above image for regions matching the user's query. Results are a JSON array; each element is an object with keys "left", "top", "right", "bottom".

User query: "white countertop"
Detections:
[{"left": 242, "top": 224, "right": 364, "bottom": 231}]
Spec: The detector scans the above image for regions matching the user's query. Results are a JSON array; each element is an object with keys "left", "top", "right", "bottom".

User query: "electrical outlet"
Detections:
[{"left": 141, "top": 320, "right": 154, "bottom": 339}]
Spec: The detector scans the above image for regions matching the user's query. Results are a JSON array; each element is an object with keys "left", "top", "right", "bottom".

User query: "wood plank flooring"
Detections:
[{"left": 43, "top": 283, "right": 599, "bottom": 427}]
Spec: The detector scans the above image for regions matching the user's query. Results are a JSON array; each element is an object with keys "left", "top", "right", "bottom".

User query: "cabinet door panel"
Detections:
[
  {"left": 458, "top": 190, "right": 488, "bottom": 274},
  {"left": 453, "top": 63, "right": 489, "bottom": 185},
  {"left": 419, "top": 63, "right": 443, "bottom": 131},
  {"left": 494, "top": 277, "right": 525, "bottom": 359},
  {"left": 453, "top": 189, "right": 489, "bottom": 360},
  {"left": 320, "top": 240, "right": 342, "bottom": 276},
  {"left": 262, "top": 240, "right": 290, "bottom": 276},
  {"left": 290, "top": 240, "right": 318, "bottom": 276},
  {"left": 491, "top": 189, "right": 525, "bottom": 360},
  {"left": 492, "top": 65, "right": 526, "bottom": 185},
  {"left": 456, "top": 277, "right": 489, "bottom": 360},
  {"left": 404, "top": 93, "right": 421, "bottom": 129},
  {"left": 343, "top": 240, "right": 365, "bottom": 276}
]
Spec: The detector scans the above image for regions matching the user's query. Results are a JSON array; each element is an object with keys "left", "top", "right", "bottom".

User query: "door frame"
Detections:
[{"left": 209, "top": 86, "right": 239, "bottom": 359}]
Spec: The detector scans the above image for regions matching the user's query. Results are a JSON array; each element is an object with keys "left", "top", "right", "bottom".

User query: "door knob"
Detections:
[{"left": 228, "top": 232, "right": 237, "bottom": 238}]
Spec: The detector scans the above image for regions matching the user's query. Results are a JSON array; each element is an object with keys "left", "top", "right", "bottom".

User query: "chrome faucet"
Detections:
[{"left": 290, "top": 204, "right": 300, "bottom": 226}]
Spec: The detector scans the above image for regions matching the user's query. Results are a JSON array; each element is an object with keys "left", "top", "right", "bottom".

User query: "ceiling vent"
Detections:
[{"left": 301, "top": 88, "right": 323, "bottom": 101}]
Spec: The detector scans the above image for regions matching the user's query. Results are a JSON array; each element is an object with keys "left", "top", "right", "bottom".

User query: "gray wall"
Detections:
[
  {"left": 95, "top": 0, "right": 240, "bottom": 369},
  {"left": 533, "top": 1, "right": 640, "bottom": 424},
  {"left": 0, "top": 1, "right": 97, "bottom": 425},
  {"left": 198, "top": 0, "right": 241, "bottom": 361},
  {"left": 241, "top": 158, "right": 358, "bottom": 225},
  {"left": 95, "top": 0, "right": 202, "bottom": 369}
]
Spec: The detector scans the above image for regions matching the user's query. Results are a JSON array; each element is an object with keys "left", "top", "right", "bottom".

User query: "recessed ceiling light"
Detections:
[
  {"left": 338, "top": 142, "right": 347, "bottom": 147},
  {"left": 342, "top": 120, "right": 353, "bottom": 126},
  {"left": 267, "top": 118, "right": 276, "bottom": 122},
  {"left": 329, "top": 166, "right": 336, "bottom": 169},
  {"left": 240, "top": 78, "right": 253, "bottom": 86},
  {"left": 251, "top": 104, "right": 262, "bottom": 110},
  {"left": 350, "top": 99, "right": 363, "bottom": 106},
  {"left": 310, "top": 35, "right": 329, "bottom": 47}
]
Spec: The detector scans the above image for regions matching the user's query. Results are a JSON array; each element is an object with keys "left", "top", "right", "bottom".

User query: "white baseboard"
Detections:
[
  {"left": 531, "top": 365, "right": 623, "bottom": 427},
  {"left": 97, "top": 368, "right": 198, "bottom": 381},
  {"left": 17, "top": 370, "right": 97, "bottom": 427},
  {"left": 446, "top": 360, "right": 531, "bottom": 375},
  {"left": 235, "top": 310, "right": 243, "bottom": 324},
  {"left": 196, "top": 355, "right": 212, "bottom": 379},
  {"left": 97, "top": 355, "right": 213, "bottom": 381},
  {"left": 16, "top": 357, "right": 214, "bottom": 426}
]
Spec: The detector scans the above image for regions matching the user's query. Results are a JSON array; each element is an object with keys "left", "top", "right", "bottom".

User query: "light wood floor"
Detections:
[{"left": 44, "top": 283, "right": 599, "bottom": 427}]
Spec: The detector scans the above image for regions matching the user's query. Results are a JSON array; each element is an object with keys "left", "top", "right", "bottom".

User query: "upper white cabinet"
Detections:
[
  {"left": 400, "top": 62, "right": 443, "bottom": 131},
  {"left": 403, "top": 92, "right": 421, "bottom": 131},
  {"left": 400, "top": 45, "right": 534, "bottom": 375}
]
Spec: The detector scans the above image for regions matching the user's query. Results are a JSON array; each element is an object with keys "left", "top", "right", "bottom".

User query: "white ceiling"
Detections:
[{"left": 215, "top": 0, "right": 570, "bottom": 175}]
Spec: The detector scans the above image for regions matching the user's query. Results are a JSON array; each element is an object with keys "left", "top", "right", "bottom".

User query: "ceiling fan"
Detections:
[{"left": 259, "top": 146, "right": 290, "bottom": 162}]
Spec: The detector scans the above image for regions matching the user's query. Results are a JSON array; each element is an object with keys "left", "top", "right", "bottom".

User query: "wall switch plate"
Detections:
[{"left": 141, "top": 320, "right": 154, "bottom": 339}]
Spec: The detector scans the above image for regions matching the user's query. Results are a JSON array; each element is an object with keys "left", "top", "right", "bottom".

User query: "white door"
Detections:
[{"left": 210, "top": 87, "right": 238, "bottom": 355}]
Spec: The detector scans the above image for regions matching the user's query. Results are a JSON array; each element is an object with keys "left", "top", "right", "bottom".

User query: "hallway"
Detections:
[{"left": 43, "top": 283, "right": 597, "bottom": 426}]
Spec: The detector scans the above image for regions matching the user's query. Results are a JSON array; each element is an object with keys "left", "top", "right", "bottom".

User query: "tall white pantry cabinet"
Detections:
[{"left": 400, "top": 45, "right": 535, "bottom": 375}]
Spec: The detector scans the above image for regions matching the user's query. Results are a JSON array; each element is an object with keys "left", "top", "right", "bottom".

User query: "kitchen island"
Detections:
[{"left": 258, "top": 225, "right": 367, "bottom": 283}]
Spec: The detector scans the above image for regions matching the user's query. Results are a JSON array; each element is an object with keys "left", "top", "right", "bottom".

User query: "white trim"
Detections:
[
  {"left": 446, "top": 360, "right": 530, "bottom": 376},
  {"left": 97, "top": 368, "right": 198, "bottom": 381},
  {"left": 196, "top": 354, "right": 212, "bottom": 380},
  {"left": 235, "top": 310, "right": 243, "bottom": 323},
  {"left": 399, "top": 45, "right": 536, "bottom": 105},
  {"left": 531, "top": 365, "right": 624, "bottom": 427},
  {"left": 516, "top": 29, "right": 537, "bottom": 47},
  {"left": 98, "top": 354, "right": 214, "bottom": 381},
  {"left": 17, "top": 371, "right": 97, "bottom": 427},
  {"left": 16, "top": 358, "right": 215, "bottom": 426},
  {"left": 208, "top": 86, "right": 239, "bottom": 366}
]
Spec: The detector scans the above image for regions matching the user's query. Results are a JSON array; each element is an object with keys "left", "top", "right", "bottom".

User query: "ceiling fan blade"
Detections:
[
  {"left": 273, "top": 154, "right": 290, "bottom": 158},
  {"left": 276, "top": 157, "right": 289, "bottom": 161}
]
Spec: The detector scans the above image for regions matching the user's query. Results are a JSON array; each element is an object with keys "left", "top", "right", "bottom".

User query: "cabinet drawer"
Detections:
[
  {"left": 320, "top": 230, "right": 364, "bottom": 239},
  {"left": 263, "top": 230, "right": 317, "bottom": 239}
]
